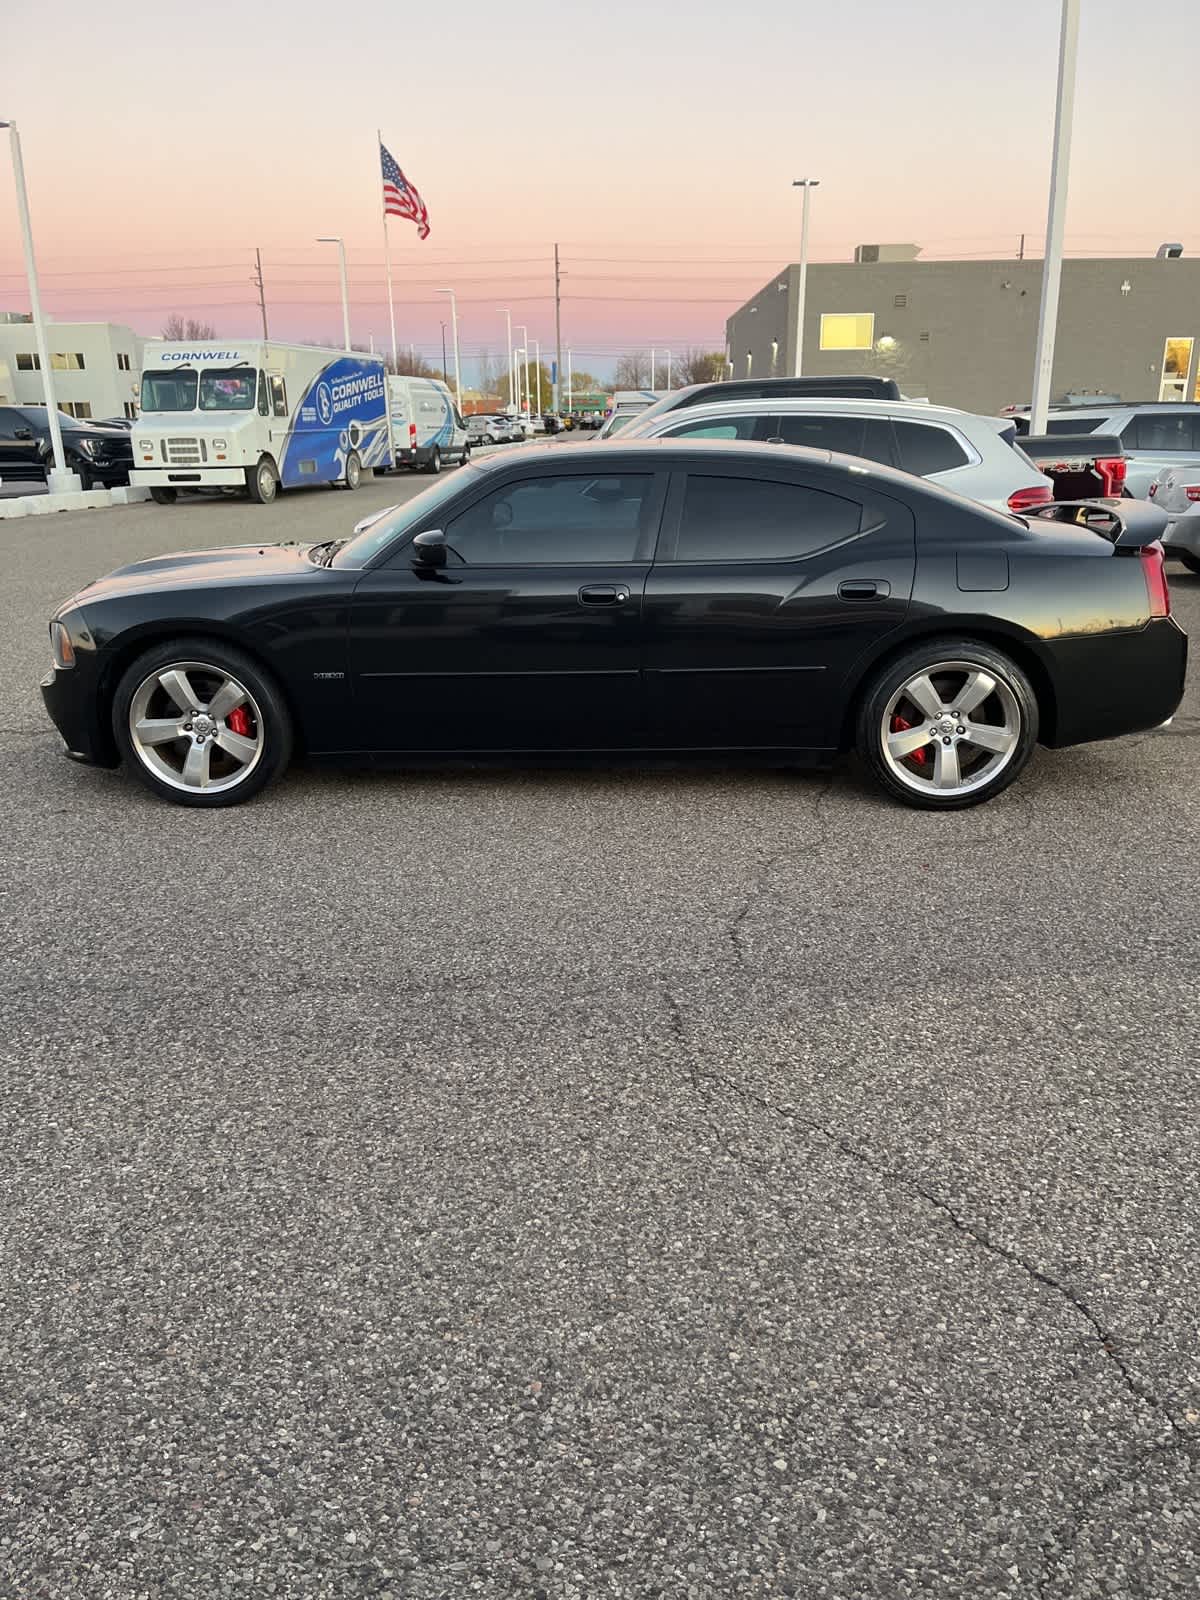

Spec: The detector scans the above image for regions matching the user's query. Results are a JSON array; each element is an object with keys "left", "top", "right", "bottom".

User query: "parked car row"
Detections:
[{"left": 0, "top": 404, "right": 135, "bottom": 490}]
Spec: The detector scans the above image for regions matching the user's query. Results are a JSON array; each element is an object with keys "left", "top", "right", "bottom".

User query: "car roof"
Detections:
[{"left": 638, "top": 397, "right": 974, "bottom": 422}]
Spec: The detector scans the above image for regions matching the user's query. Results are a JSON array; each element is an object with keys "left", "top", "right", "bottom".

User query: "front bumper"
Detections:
[
  {"left": 41, "top": 660, "right": 118, "bottom": 768},
  {"left": 130, "top": 466, "right": 247, "bottom": 489},
  {"left": 1044, "top": 616, "right": 1188, "bottom": 748}
]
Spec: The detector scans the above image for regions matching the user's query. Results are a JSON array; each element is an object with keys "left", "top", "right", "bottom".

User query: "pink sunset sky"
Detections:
[{"left": 2, "top": 0, "right": 1197, "bottom": 383}]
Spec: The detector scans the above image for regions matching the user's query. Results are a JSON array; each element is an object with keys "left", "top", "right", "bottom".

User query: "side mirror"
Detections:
[
  {"left": 411, "top": 528, "right": 448, "bottom": 569},
  {"left": 14, "top": 427, "right": 33, "bottom": 440}
]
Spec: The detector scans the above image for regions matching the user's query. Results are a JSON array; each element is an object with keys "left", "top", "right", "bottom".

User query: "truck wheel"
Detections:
[
  {"left": 150, "top": 487, "right": 177, "bottom": 506},
  {"left": 426, "top": 447, "right": 442, "bottom": 476},
  {"left": 343, "top": 451, "right": 362, "bottom": 490},
  {"left": 247, "top": 457, "right": 279, "bottom": 504}
]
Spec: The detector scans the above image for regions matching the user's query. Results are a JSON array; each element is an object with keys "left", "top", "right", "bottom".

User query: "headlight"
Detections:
[
  {"left": 77, "top": 438, "right": 100, "bottom": 458},
  {"left": 136, "top": 439, "right": 152, "bottom": 452},
  {"left": 211, "top": 438, "right": 227, "bottom": 451},
  {"left": 50, "top": 619, "right": 75, "bottom": 669}
]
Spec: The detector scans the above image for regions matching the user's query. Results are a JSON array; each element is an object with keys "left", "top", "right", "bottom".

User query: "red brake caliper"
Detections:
[
  {"left": 891, "top": 711, "right": 928, "bottom": 765},
  {"left": 227, "top": 706, "right": 252, "bottom": 737}
]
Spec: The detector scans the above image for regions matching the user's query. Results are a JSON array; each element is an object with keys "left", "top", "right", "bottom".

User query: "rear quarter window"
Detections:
[
  {"left": 892, "top": 421, "right": 970, "bottom": 475},
  {"left": 672, "top": 474, "right": 862, "bottom": 562}
]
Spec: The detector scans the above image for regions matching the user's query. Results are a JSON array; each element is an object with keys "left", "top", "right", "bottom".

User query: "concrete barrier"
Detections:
[{"left": 0, "top": 485, "right": 153, "bottom": 521}]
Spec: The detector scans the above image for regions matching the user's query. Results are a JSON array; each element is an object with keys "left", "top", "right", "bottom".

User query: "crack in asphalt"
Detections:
[
  {"left": 725, "top": 772, "right": 835, "bottom": 969},
  {"left": 662, "top": 998, "right": 1198, "bottom": 1587}
]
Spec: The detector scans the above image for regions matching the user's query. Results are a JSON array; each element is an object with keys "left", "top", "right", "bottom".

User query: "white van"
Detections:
[
  {"left": 387, "top": 376, "right": 470, "bottom": 473},
  {"left": 132, "top": 340, "right": 392, "bottom": 505}
]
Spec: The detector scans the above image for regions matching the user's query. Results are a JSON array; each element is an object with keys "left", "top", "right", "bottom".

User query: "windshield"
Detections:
[
  {"left": 141, "top": 370, "right": 197, "bottom": 412},
  {"left": 604, "top": 412, "right": 639, "bottom": 437},
  {"left": 199, "top": 368, "right": 256, "bottom": 411},
  {"left": 331, "top": 468, "right": 480, "bottom": 568}
]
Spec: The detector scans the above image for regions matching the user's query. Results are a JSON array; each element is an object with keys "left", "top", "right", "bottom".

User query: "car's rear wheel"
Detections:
[
  {"left": 113, "top": 640, "right": 292, "bottom": 808},
  {"left": 426, "top": 446, "right": 442, "bottom": 475},
  {"left": 857, "top": 639, "right": 1038, "bottom": 810},
  {"left": 150, "top": 487, "right": 177, "bottom": 505}
]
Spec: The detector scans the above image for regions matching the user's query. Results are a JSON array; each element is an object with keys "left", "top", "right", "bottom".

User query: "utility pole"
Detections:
[
  {"left": 553, "top": 244, "right": 563, "bottom": 415},
  {"left": 440, "top": 322, "right": 448, "bottom": 384},
  {"left": 253, "top": 247, "right": 269, "bottom": 339},
  {"left": 1018, "top": 232, "right": 1026, "bottom": 261},
  {"left": 1030, "top": 0, "right": 1080, "bottom": 433}
]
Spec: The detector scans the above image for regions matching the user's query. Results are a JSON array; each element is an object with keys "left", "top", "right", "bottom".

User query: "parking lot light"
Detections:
[
  {"left": 1030, "top": 0, "right": 1081, "bottom": 433},
  {"left": 791, "top": 178, "right": 820, "bottom": 377},
  {"left": 316, "top": 236, "right": 351, "bottom": 352}
]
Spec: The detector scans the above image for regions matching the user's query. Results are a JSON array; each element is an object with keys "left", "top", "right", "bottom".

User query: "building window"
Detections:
[
  {"left": 16, "top": 352, "right": 40, "bottom": 371},
  {"left": 116, "top": 352, "right": 132, "bottom": 372},
  {"left": 819, "top": 313, "right": 875, "bottom": 351},
  {"left": 50, "top": 352, "right": 86, "bottom": 371},
  {"left": 124, "top": 401, "right": 137, "bottom": 419},
  {"left": 59, "top": 401, "right": 93, "bottom": 419}
]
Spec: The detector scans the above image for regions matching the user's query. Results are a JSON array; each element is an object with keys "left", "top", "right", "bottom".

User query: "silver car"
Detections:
[
  {"left": 616, "top": 398, "right": 1053, "bottom": 515},
  {"left": 1031, "top": 403, "right": 1200, "bottom": 498},
  {"left": 1150, "top": 464, "right": 1200, "bottom": 572}
]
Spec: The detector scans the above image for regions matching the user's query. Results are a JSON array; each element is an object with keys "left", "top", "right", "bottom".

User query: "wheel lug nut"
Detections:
[
  {"left": 942, "top": 736, "right": 952, "bottom": 745},
  {"left": 957, "top": 726, "right": 965, "bottom": 734}
]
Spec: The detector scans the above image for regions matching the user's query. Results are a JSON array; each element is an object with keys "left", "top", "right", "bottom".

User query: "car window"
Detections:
[
  {"left": 1044, "top": 416, "right": 1104, "bottom": 435},
  {"left": 663, "top": 414, "right": 761, "bottom": 441},
  {"left": 672, "top": 474, "right": 862, "bottom": 563},
  {"left": 1126, "top": 412, "right": 1200, "bottom": 451},
  {"left": 770, "top": 414, "right": 894, "bottom": 465},
  {"left": 445, "top": 473, "right": 655, "bottom": 564},
  {"left": 891, "top": 421, "right": 970, "bottom": 475}
]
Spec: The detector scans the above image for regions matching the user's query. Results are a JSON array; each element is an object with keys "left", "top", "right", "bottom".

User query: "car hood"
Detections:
[{"left": 71, "top": 542, "right": 313, "bottom": 604}]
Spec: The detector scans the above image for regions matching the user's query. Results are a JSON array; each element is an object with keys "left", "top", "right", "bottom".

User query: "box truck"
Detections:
[{"left": 131, "top": 340, "right": 391, "bottom": 505}]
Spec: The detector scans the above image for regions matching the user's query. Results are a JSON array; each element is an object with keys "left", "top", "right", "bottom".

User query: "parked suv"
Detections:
[
  {"left": 467, "top": 416, "right": 510, "bottom": 448},
  {"left": 1012, "top": 403, "right": 1200, "bottom": 498},
  {"left": 617, "top": 398, "right": 1053, "bottom": 514},
  {"left": 0, "top": 405, "right": 134, "bottom": 490},
  {"left": 627, "top": 374, "right": 903, "bottom": 434}
]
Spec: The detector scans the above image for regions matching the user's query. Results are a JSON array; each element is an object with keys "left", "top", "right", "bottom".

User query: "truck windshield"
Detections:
[
  {"left": 140, "top": 370, "right": 197, "bottom": 412},
  {"left": 199, "top": 369, "right": 256, "bottom": 411}
]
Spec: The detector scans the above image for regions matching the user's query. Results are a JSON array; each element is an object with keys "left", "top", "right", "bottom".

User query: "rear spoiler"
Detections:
[
  {"left": 1028, "top": 499, "right": 1168, "bottom": 548},
  {"left": 1021, "top": 433, "right": 1123, "bottom": 463}
]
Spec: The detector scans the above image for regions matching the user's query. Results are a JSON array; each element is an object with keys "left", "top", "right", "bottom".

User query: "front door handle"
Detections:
[
  {"left": 838, "top": 579, "right": 889, "bottom": 600},
  {"left": 578, "top": 585, "right": 630, "bottom": 606}
]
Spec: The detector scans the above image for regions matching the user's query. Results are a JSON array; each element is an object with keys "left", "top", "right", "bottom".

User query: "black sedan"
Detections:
[{"left": 41, "top": 440, "right": 1186, "bottom": 810}]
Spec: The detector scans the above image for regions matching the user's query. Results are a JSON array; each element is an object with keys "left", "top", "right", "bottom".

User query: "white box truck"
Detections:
[
  {"left": 131, "top": 340, "right": 391, "bottom": 505},
  {"left": 386, "top": 376, "right": 470, "bottom": 473}
]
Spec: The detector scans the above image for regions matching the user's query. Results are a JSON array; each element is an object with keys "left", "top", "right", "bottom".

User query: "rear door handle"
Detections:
[
  {"left": 578, "top": 585, "right": 629, "bottom": 606},
  {"left": 838, "top": 579, "right": 889, "bottom": 600}
]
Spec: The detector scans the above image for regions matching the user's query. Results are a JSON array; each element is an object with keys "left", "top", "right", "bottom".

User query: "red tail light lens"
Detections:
[
  {"left": 1186, "top": 486, "right": 1200, "bottom": 503},
  {"left": 1008, "top": 483, "right": 1054, "bottom": 513},
  {"left": 409, "top": 422, "right": 417, "bottom": 446},
  {"left": 1140, "top": 542, "right": 1170, "bottom": 618},
  {"left": 1094, "top": 456, "right": 1126, "bottom": 496},
  {"left": 1149, "top": 482, "right": 1158, "bottom": 497}
]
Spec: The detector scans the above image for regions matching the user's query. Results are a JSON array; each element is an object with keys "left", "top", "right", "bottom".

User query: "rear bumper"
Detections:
[
  {"left": 131, "top": 467, "right": 246, "bottom": 488},
  {"left": 1043, "top": 617, "right": 1187, "bottom": 748},
  {"left": 1163, "top": 507, "right": 1200, "bottom": 559}
]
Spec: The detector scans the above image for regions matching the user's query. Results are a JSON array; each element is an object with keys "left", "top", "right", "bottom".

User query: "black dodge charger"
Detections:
[{"left": 41, "top": 440, "right": 1186, "bottom": 810}]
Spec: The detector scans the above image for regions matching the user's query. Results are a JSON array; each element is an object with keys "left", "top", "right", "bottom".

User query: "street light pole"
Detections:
[
  {"left": 0, "top": 119, "right": 77, "bottom": 489},
  {"left": 790, "top": 178, "right": 820, "bottom": 377},
  {"left": 515, "top": 347, "right": 527, "bottom": 417},
  {"left": 516, "top": 324, "right": 530, "bottom": 418},
  {"left": 437, "top": 288, "right": 462, "bottom": 411},
  {"left": 498, "top": 307, "right": 513, "bottom": 412},
  {"left": 534, "top": 339, "right": 542, "bottom": 413},
  {"left": 1030, "top": 0, "right": 1081, "bottom": 434},
  {"left": 649, "top": 347, "right": 656, "bottom": 389},
  {"left": 567, "top": 348, "right": 573, "bottom": 411},
  {"left": 316, "top": 236, "right": 350, "bottom": 351},
  {"left": 665, "top": 349, "right": 672, "bottom": 390}
]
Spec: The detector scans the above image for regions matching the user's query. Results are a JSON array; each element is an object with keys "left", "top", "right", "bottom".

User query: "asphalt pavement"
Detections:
[{"left": 1, "top": 472, "right": 1198, "bottom": 1599}]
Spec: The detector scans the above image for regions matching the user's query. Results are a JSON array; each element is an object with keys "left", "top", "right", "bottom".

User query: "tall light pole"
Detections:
[
  {"left": 516, "top": 324, "right": 530, "bottom": 418},
  {"left": 437, "top": 288, "right": 462, "bottom": 411},
  {"left": 498, "top": 307, "right": 513, "bottom": 411},
  {"left": 316, "top": 236, "right": 350, "bottom": 351},
  {"left": 533, "top": 339, "right": 543, "bottom": 413},
  {"left": 649, "top": 347, "right": 656, "bottom": 389},
  {"left": 0, "top": 119, "right": 77, "bottom": 489},
  {"left": 665, "top": 349, "right": 672, "bottom": 390},
  {"left": 514, "top": 347, "right": 527, "bottom": 417},
  {"left": 1030, "top": 0, "right": 1081, "bottom": 434},
  {"left": 566, "top": 348, "right": 573, "bottom": 411},
  {"left": 790, "top": 178, "right": 820, "bottom": 376}
]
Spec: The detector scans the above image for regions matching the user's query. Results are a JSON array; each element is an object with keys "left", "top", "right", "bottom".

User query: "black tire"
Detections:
[
  {"left": 247, "top": 456, "right": 279, "bottom": 504},
  {"left": 150, "top": 487, "right": 177, "bottom": 505},
  {"left": 856, "top": 637, "right": 1038, "bottom": 811},
  {"left": 459, "top": 443, "right": 471, "bottom": 466},
  {"left": 1177, "top": 554, "right": 1200, "bottom": 575},
  {"left": 112, "top": 637, "right": 293, "bottom": 809},
  {"left": 343, "top": 451, "right": 362, "bottom": 490},
  {"left": 426, "top": 446, "right": 442, "bottom": 476}
]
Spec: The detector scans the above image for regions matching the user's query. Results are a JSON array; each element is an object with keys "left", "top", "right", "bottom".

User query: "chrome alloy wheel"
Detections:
[
  {"left": 128, "top": 661, "right": 265, "bottom": 795},
  {"left": 881, "top": 659, "right": 1021, "bottom": 799}
]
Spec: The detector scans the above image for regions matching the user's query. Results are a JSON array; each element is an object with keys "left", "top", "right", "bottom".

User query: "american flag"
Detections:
[{"left": 380, "top": 143, "right": 430, "bottom": 240}]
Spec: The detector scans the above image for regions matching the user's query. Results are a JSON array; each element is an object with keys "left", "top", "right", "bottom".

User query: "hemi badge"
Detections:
[{"left": 312, "top": 671, "right": 344, "bottom": 681}]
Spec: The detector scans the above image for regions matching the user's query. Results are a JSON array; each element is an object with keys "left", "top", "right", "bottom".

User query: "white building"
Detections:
[{"left": 0, "top": 315, "right": 146, "bottom": 421}]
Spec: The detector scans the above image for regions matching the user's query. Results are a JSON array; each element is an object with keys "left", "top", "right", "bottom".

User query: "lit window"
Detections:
[
  {"left": 819, "top": 313, "right": 875, "bottom": 351},
  {"left": 50, "top": 352, "right": 86, "bottom": 371}
]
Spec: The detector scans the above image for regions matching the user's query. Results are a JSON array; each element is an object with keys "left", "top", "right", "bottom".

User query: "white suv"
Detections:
[{"left": 617, "top": 399, "right": 1053, "bottom": 515}]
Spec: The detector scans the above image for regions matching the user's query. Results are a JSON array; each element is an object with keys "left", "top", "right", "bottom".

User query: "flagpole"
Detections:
[{"left": 378, "top": 129, "right": 398, "bottom": 372}]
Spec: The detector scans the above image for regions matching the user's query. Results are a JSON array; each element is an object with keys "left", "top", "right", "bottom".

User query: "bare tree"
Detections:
[
  {"left": 161, "top": 315, "right": 218, "bottom": 340},
  {"left": 386, "top": 351, "right": 440, "bottom": 377},
  {"left": 476, "top": 347, "right": 497, "bottom": 397},
  {"left": 674, "top": 349, "right": 728, "bottom": 386},
  {"left": 613, "top": 352, "right": 649, "bottom": 388}
]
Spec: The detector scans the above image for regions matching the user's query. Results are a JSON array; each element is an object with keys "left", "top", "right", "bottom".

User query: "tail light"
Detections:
[
  {"left": 1140, "top": 542, "right": 1170, "bottom": 618},
  {"left": 408, "top": 422, "right": 417, "bottom": 448},
  {"left": 1149, "top": 482, "right": 1158, "bottom": 497},
  {"left": 1186, "top": 486, "right": 1200, "bottom": 503},
  {"left": 1008, "top": 483, "right": 1054, "bottom": 513},
  {"left": 1094, "top": 456, "right": 1126, "bottom": 497}
]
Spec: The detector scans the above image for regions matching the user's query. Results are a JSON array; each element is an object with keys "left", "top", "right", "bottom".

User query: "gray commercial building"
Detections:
[{"left": 725, "top": 248, "right": 1200, "bottom": 414}]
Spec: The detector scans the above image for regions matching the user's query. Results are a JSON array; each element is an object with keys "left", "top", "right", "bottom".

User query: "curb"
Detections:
[{"left": 0, "top": 485, "right": 154, "bottom": 521}]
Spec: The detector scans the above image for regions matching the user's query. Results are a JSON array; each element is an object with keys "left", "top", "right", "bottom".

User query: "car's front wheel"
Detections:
[
  {"left": 247, "top": 456, "right": 279, "bottom": 504},
  {"left": 857, "top": 639, "right": 1038, "bottom": 810},
  {"left": 113, "top": 639, "right": 292, "bottom": 808}
]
